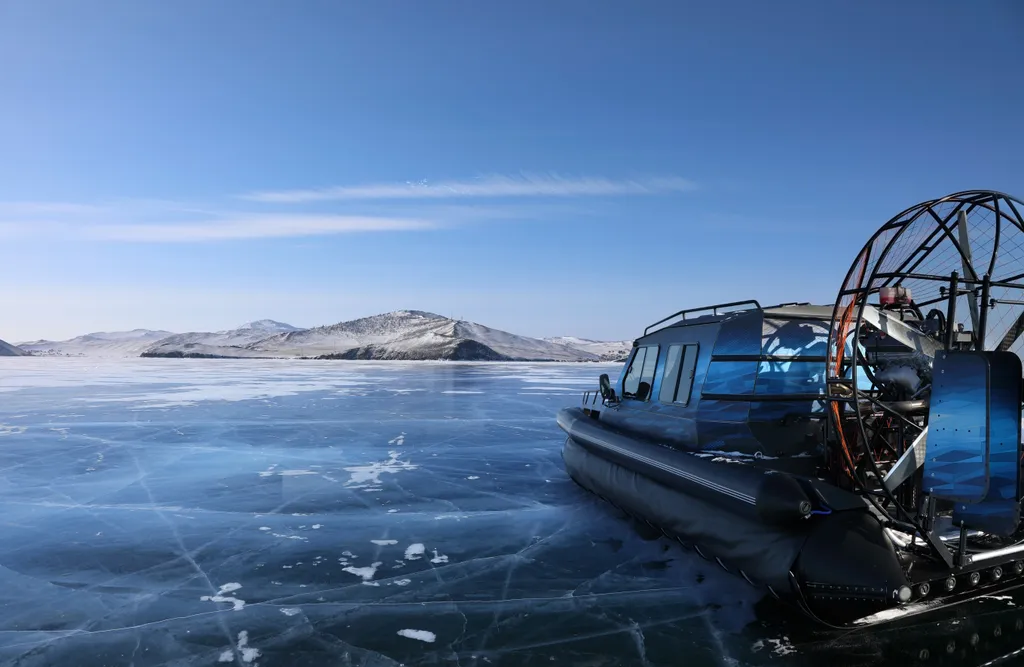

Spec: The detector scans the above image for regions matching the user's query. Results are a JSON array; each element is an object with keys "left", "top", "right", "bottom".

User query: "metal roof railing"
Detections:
[{"left": 643, "top": 300, "right": 762, "bottom": 336}]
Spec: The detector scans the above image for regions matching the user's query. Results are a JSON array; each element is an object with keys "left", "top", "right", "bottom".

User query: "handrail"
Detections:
[{"left": 643, "top": 300, "right": 762, "bottom": 336}]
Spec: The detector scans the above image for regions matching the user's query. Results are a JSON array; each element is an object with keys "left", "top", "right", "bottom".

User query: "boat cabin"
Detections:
[{"left": 583, "top": 300, "right": 832, "bottom": 467}]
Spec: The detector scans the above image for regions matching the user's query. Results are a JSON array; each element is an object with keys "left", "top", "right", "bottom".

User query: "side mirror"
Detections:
[{"left": 599, "top": 373, "right": 617, "bottom": 403}]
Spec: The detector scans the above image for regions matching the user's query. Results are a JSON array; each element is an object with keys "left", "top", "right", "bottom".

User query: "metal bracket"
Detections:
[{"left": 883, "top": 427, "right": 927, "bottom": 493}]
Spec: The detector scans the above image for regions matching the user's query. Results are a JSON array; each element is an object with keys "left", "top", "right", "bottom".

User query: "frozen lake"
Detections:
[{"left": 0, "top": 359, "right": 1021, "bottom": 666}]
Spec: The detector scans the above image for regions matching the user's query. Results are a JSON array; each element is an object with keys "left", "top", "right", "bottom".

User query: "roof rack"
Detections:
[
  {"left": 767, "top": 301, "right": 812, "bottom": 309},
  {"left": 643, "top": 300, "right": 762, "bottom": 336}
]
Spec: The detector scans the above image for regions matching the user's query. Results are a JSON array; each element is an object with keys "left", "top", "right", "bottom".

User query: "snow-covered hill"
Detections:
[
  {"left": 234, "top": 320, "right": 300, "bottom": 333},
  {"left": 543, "top": 336, "right": 633, "bottom": 362},
  {"left": 21, "top": 313, "right": 627, "bottom": 362},
  {"left": 17, "top": 329, "right": 174, "bottom": 357},
  {"left": 0, "top": 338, "right": 28, "bottom": 356},
  {"left": 247, "top": 310, "right": 600, "bottom": 361},
  {"left": 141, "top": 320, "right": 302, "bottom": 357},
  {"left": 144, "top": 311, "right": 603, "bottom": 361}
]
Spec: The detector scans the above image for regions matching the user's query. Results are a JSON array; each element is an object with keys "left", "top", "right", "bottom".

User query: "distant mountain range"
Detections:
[
  {"left": 0, "top": 338, "right": 28, "bottom": 356},
  {"left": 541, "top": 336, "right": 633, "bottom": 361},
  {"left": 13, "top": 311, "right": 632, "bottom": 362},
  {"left": 18, "top": 329, "right": 175, "bottom": 358}
]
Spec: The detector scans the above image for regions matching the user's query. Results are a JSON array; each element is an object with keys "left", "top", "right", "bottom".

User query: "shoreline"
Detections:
[{"left": 1, "top": 356, "right": 625, "bottom": 365}]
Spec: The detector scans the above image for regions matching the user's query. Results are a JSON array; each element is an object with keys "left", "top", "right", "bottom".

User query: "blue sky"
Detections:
[{"left": 1, "top": 1, "right": 1022, "bottom": 342}]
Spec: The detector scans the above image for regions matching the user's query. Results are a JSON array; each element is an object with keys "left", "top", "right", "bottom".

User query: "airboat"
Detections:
[{"left": 557, "top": 190, "right": 1024, "bottom": 627}]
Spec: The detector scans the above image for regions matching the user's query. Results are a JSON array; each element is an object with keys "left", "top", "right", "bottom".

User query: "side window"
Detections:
[
  {"left": 622, "top": 347, "right": 647, "bottom": 398},
  {"left": 659, "top": 345, "right": 683, "bottom": 403},
  {"left": 658, "top": 343, "right": 699, "bottom": 405},
  {"left": 675, "top": 344, "right": 698, "bottom": 405},
  {"left": 623, "top": 345, "right": 659, "bottom": 400},
  {"left": 638, "top": 346, "right": 658, "bottom": 399}
]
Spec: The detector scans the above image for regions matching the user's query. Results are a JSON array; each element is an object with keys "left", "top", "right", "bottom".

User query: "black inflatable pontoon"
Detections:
[{"left": 558, "top": 190, "right": 1024, "bottom": 627}]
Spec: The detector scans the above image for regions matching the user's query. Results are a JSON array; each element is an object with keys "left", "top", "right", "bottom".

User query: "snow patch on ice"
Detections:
[
  {"left": 0, "top": 424, "right": 26, "bottom": 437},
  {"left": 201, "top": 583, "right": 246, "bottom": 611},
  {"left": 344, "top": 450, "right": 417, "bottom": 489},
  {"left": 393, "top": 579, "right": 411, "bottom": 586},
  {"left": 230, "top": 631, "right": 261, "bottom": 663},
  {"left": 466, "top": 475, "right": 480, "bottom": 480},
  {"left": 280, "top": 607, "right": 301, "bottom": 616},
  {"left": 405, "top": 543, "right": 425, "bottom": 560},
  {"left": 343, "top": 562, "right": 383, "bottom": 581},
  {"left": 388, "top": 432, "right": 406, "bottom": 445},
  {"left": 764, "top": 637, "right": 796, "bottom": 656},
  {"left": 371, "top": 539, "right": 398, "bottom": 546},
  {"left": 397, "top": 629, "right": 436, "bottom": 643},
  {"left": 442, "top": 390, "right": 483, "bottom": 394},
  {"left": 430, "top": 549, "right": 449, "bottom": 564}
]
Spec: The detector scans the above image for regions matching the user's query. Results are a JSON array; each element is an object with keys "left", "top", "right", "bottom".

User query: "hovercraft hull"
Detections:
[{"left": 558, "top": 407, "right": 910, "bottom": 625}]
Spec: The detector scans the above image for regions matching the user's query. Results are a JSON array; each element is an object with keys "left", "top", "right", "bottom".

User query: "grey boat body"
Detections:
[{"left": 558, "top": 302, "right": 910, "bottom": 625}]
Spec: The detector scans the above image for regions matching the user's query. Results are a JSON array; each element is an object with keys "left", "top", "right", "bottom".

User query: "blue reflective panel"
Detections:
[
  {"left": 923, "top": 351, "right": 991, "bottom": 503},
  {"left": 702, "top": 361, "right": 756, "bottom": 396},
  {"left": 696, "top": 398, "right": 751, "bottom": 425},
  {"left": 954, "top": 351, "right": 1022, "bottom": 536},
  {"left": 761, "top": 318, "right": 829, "bottom": 357},
  {"left": 755, "top": 360, "right": 824, "bottom": 395},
  {"left": 712, "top": 314, "right": 762, "bottom": 356},
  {"left": 659, "top": 345, "right": 683, "bottom": 403}
]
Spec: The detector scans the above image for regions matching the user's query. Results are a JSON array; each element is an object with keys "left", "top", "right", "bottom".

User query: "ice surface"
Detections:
[{"left": 0, "top": 357, "right": 997, "bottom": 666}]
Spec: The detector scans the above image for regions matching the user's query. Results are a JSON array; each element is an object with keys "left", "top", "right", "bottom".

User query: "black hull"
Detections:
[{"left": 558, "top": 408, "right": 910, "bottom": 626}]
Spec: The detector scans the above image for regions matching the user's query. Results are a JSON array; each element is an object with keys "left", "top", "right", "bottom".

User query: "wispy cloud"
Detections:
[
  {"left": 84, "top": 215, "right": 433, "bottom": 242},
  {"left": 0, "top": 204, "right": 434, "bottom": 242},
  {"left": 0, "top": 173, "right": 694, "bottom": 243},
  {"left": 242, "top": 174, "right": 697, "bottom": 203}
]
